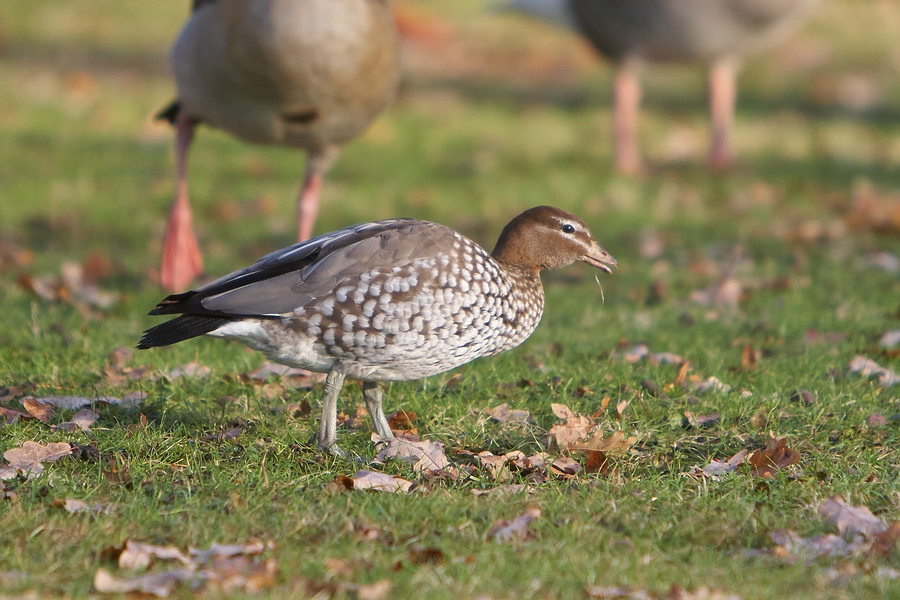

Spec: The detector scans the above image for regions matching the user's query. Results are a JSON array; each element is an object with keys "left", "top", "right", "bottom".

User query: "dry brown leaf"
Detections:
[
  {"left": 22, "top": 398, "right": 53, "bottom": 423},
  {"left": 487, "top": 506, "right": 541, "bottom": 542},
  {"left": 820, "top": 495, "right": 887, "bottom": 538},
  {"left": 849, "top": 356, "right": 900, "bottom": 387},
  {"left": 119, "top": 540, "right": 192, "bottom": 569},
  {"left": 548, "top": 403, "right": 593, "bottom": 448},
  {"left": 4, "top": 441, "right": 72, "bottom": 476},
  {"left": 0, "top": 406, "right": 34, "bottom": 424},
  {"left": 352, "top": 470, "right": 414, "bottom": 493},
  {"left": 57, "top": 498, "right": 113, "bottom": 515},
  {"left": 476, "top": 451, "right": 511, "bottom": 482},
  {"left": 701, "top": 450, "right": 749, "bottom": 479},
  {"left": 386, "top": 410, "right": 417, "bottom": 432},
  {"left": 569, "top": 430, "right": 637, "bottom": 455},
  {"left": 684, "top": 412, "right": 720, "bottom": 428},
  {"left": 550, "top": 456, "right": 583, "bottom": 478},
  {"left": 674, "top": 361, "right": 691, "bottom": 387},
  {"left": 584, "top": 451, "right": 611, "bottom": 475},
  {"left": 323, "top": 475, "right": 354, "bottom": 495},
  {"left": 482, "top": 403, "right": 534, "bottom": 424},
  {"left": 55, "top": 408, "right": 99, "bottom": 432},
  {"left": 189, "top": 541, "right": 267, "bottom": 563},
  {"left": 740, "top": 343, "right": 758, "bottom": 370},
  {"left": 770, "top": 529, "right": 861, "bottom": 562},
  {"left": 748, "top": 435, "right": 799, "bottom": 478},
  {"left": 373, "top": 435, "right": 448, "bottom": 472}
]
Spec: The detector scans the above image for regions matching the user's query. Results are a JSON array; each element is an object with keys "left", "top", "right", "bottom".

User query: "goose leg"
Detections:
[
  {"left": 318, "top": 369, "right": 347, "bottom": 457},
  {"left": 708, "top": 58, "right": 738, "bottom": 171},
  {"left": 363, "top": 382, "right": 394, "bottom": 440},
  {"left": 614, "top": 62, "right": 642, "bottom": 176},
  {"left": 296, "top": 163, "right": 322, "bottom": 243},
  {"left": 161, "top": 112, "right": 204, "bottom": 291}
]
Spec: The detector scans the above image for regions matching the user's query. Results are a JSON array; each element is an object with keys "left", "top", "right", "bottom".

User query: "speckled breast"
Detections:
[{"left": 263, "top": 232, "right": 545, "bottom": 381}]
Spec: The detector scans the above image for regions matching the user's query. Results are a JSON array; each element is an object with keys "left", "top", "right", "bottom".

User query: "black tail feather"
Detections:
[
  {"left": 155, "top": 100, "right": 181, "bottom": 124},
  {"left": 137, "top": 315, "right": 230, "bottom": 349},
  {"left": 149, "top": 290, "right": 200, "bottom": 315}
]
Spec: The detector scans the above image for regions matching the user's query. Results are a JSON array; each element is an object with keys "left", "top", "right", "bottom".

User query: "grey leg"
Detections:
[
  {"left": 318, "top": 370, "right": 347, "bottom": 457},
  {"left": 363, "top": 382, "right": 394, "bottom": 440}
]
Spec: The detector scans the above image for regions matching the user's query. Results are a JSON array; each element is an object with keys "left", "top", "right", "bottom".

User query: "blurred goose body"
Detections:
[
  {"left": 509, "top": 0, "right": 818, "bottom": 173},
  {"left": 159, "top": 0, "right": 400, "bottom": 291},
  {"left": 139, "top": 206, "right": 616, "bottom": 455}
]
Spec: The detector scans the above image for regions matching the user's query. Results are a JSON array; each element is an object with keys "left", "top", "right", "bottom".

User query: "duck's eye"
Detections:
[{"left": 561, "top": 223, "right": 575, "bottom": 234}]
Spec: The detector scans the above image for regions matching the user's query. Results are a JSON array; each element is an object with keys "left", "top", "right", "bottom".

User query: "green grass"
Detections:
[{"left": 2, "top": 0, "right": 900, "bottom": 598}]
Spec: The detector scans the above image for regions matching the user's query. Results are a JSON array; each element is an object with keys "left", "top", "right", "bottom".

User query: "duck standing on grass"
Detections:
[
  {"left": 508, "top": 0, "right": 818, "bottom": 174},
  {"left": 157, "top": 0, "right": 401, "bottom": 291},
  {"left": 139, "top": 206, "right": 617, "bottom": 457}
]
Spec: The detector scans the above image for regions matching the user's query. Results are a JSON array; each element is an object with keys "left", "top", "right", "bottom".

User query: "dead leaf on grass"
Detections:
[
  {"left": 22, "top": 398, "right": 53, "bottom": 423},
  {"left": 684, "top": 412, "right": 720, "bottom": 428},
  {"left": 482, "top": 403, "right": 534, "bottom": 424},
  {"left": 689, "top": 277, "right": 743, "bottom": 308},
  {"left": 880, "top": 330, "right": 900, "bottom": 349},
  {"left": 119, "top": 540, "right": 192, "bottom": 569},
  {"left": 617, "top": 343, "right": 688, "bottom": 366},
  {"left": 770, "top": 529, "right": 861, "bottom": 562},
  {"left": 323, "top": 474, "right": 355, "bottom": 495},
  {"left": 550, "top": 456, "right": 583, "bottom": 478},
  {"left": 848, "top": 356, "right": 900, "bottom": 387},
  {"left": 740, "top": 343, "right": 759, "bottom": 370},
  {"left": 568, "top": 430, "right": 637, "bottom": 455},
  {"left": 386, "top": 410, "right": 417, "bottom": 433},
  {"left": 3, "top": 441, "right": 72, "bottom": 478},
  {"left": 55, "top": 408, "right": 99, "bottom": 432},
  {"left": 0, "top": 406, "right": 34, "bottom": 424},
  {"left": 691, "top": 376, "right": 732, "bottom": 394},
  {"left": 820, "top": 495, "right": 887, "bottom": 538},
  {"left": 487, "top": 506, "right": 541, "bottom": 542},
  {"left": 373, "top": 435, "right": 448, "bottom": 472},
  {"left": 701, "top": 450, "right": 748, "bottom": 480},
  {"left": 56, "top": 498, "right": 113, "bottom": 515},
  {"left": 548, "top": 403, "right": 593, "bottom": 448},
  {"left": 352, "top": 470, "right": 414, "bottom": 493},
  {"left": 748, "top": 435, "right": 799, "bottom": 478}
]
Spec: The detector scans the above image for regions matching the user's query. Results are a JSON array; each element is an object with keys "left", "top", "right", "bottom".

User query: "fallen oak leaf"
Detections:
[
  {"left": 748, "top": 435, "right": 799, "bottom": 478},
  {"left": 189, "top": 541, "right": 267, "bottom": 563},
  {"left": 4, "top": 441, "right": 72, "bottom": 476},
  {"left": 548, "top": 403, "right": 593, "bottom": 448},
  {"left": 550, "top": 456, "right": 582, "bottom": 478}
]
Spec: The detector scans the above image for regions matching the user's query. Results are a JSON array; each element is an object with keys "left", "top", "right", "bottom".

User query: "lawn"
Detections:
[{"left": 1, "top": 1, "right": 900, "bottom": 598}]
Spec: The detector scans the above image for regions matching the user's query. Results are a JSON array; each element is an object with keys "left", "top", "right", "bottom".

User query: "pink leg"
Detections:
[
  {"left": 160, "top": 112, "right": 204, "bottom": 292},
  {"left": 708, "top": 58, "right": 738, "bottom": 171},
  {"left": 297, "top": 167, "right": 323, "bottom": 242},
  {"left": 614, "top": 64, "right": 642, "bottom": 176}
]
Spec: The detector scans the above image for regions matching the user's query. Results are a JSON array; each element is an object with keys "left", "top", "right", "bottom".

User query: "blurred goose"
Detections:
[
  {"left": 509, "top": 0, "right": 818, "bottom": 174},
  {"left": 158, "top": 0, "right": 401, "bottom": 291},
  {"left": 139, "top": 206, "right": 617, "bottom": 456}
]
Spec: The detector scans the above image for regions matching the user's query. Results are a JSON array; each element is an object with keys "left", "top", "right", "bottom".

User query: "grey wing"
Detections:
[{"left": 197, "top": 221, "right": 454, "bottom": 316}]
